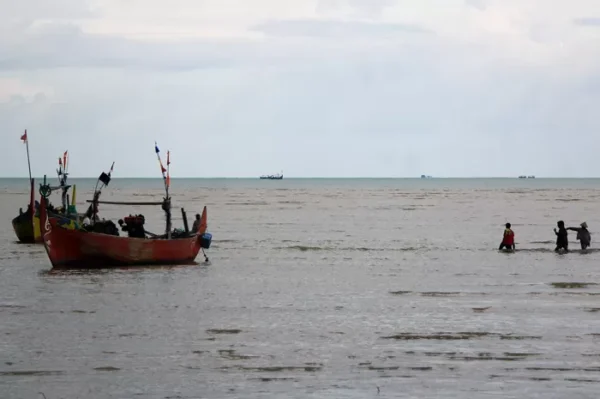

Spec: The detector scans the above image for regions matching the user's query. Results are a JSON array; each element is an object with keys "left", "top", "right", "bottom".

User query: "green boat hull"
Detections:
[{"left": 12, "top": 213, "right": 35, "bottom": 243}]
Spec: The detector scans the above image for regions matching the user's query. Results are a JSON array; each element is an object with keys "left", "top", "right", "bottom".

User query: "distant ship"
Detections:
[
  {"left": 421, "top": 175, "right": 432, "bottom": 179},
  {"left": 260, "top": 171, "right": 283, "bottom": 180},
  {"left": 518, "top": 175, "right": 535, "bottom": 179}
]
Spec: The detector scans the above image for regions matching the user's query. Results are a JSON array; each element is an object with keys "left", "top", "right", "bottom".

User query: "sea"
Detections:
[{"left": 2, "top": 177, "right": 600, "bottom": 399}]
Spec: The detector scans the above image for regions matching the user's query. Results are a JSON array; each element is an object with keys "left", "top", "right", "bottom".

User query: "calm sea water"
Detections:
[{"left": 2, "top": 178, "right": 600, "bottom": 399}]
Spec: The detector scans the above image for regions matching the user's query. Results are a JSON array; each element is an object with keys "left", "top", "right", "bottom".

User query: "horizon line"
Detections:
[{"left": 1, "top": 176, "right": 600, "bottom": 179}]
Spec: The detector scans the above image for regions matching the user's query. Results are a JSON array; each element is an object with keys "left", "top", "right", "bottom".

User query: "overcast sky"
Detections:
[{"left": 1, "top": 0, "right": 599, "bottom": 178}]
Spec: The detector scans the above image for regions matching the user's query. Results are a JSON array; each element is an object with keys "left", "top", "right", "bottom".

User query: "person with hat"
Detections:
[{"left": 567, "top": 222, "right": 591, "bottom": 250}]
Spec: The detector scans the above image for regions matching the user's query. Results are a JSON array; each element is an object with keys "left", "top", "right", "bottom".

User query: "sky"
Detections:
[{"left": 1, "top": 0, "right": 599, "bottom": 178}]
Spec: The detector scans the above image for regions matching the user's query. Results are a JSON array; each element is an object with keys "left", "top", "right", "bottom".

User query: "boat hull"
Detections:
[
  {"left": 40, "top": 200, "right": 203, "bottom": 269},
  {"left": 13, "top": 178, "right": 37, "bottom": 243},
  {"left": 13, "top": 211, "right": 82, "bottom": 244},
  {"left": 12, "top": 214, "right": 35, "bottom": 243}
]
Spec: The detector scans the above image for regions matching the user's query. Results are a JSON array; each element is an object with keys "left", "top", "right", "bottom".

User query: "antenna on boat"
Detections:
[{"left": 154, "top": 142, "right": 171, "bottom": 238}]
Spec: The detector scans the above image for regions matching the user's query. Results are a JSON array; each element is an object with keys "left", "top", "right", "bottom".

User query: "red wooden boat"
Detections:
[
  {"left": 39, "top": 200, "right": 209, "bottom": 268},
  {"left": 38, "top": 149, "right": 212, "bottom": 269}
]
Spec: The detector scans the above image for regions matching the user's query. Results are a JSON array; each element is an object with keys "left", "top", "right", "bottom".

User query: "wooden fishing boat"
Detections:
[
  {"left": 12, "top": 178, "right": 36, "bottom": 243},
  {"left": 31, "top": 174, "right": 80, "bottom": 242},
  {"left": 39, "top": 145, "right": 212, "bottom": 269},
  {"left": 12, "top": 132, "right": 79, "bottom": 243}
]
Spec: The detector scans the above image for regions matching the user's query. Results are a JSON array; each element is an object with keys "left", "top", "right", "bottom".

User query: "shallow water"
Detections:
[{"left": 2, "top": 178, "right": 600, "bottom": 398}]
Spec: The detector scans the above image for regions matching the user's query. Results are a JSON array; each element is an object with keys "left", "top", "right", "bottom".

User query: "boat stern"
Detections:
[{"left": 12, "top": 214, "right": 35, "bottom": 243}]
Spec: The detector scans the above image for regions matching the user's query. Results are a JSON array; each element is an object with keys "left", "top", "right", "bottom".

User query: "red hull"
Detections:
[{"left": 39, "top": 198, "right": 204, "bottom": 269}]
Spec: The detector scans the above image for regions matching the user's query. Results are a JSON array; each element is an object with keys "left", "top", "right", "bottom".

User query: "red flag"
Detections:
[
  {"left": 20, "top": 130, "right": 27, "bottom": 143},
  {"left": 167, "top": 151, "right": 170, "bottom": 166},
  {"left": 161, "top": 164, "right": 167, "bottom": 174},
  {"left": 63, "top": 151, "right": 68, "bottom": 170},
  {"left": 58, "top": 158, "right": 62, "bottom": 166}
]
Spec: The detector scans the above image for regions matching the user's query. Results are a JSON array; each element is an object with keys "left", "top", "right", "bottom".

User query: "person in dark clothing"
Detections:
[
  {"left": 567, "top": 222, "right": 591, "bottom": 250},
  {"left": 554, "top": 220, "right": 569, "bottom": 253},
  {"left": 192, "top": 214, "right": 201, "bottom": 232},
  {"left": 499, "top": 222, "right": 515, "bottom": 251}
]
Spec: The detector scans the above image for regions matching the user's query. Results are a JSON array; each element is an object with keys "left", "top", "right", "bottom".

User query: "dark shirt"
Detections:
[
  {"left": 192, "top": 220, "right": 200, "bottom": 232},
  {"left": 568, "top": 227, "right": 591, "bottom": 245},
  {"left": 555, "top": 227, "right": 568, "bottom": 246}
]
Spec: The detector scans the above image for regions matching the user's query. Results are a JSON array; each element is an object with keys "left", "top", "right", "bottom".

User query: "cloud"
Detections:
[
  {"left": 316, "top": 0, "right": 398, "bottom": 18},
  {"left": 0, "top": 24, "right": 245, "bottom": 71},
  {"left": 2, "top": 0, "right": 97, "bottom": 21},
  {"left": 0, "top": 16, "right": 434, "bottom": 72},
  {"left": 2, "top": 38, "right": 596, "bottom": 178},
  {"left": 573, "top": 17, "right": 600, "bottom": 27},
  {"left": 1, "top": 0, "right": 600, "bottom": 177},
  {"left": 251, "top": 18, "right": 432, "bottom": 38},
  {"left": 464, "top": 0, "right": 489, "bottom": 10},
  {"left": 0, "top": 78, "right": 53, "bottom": 102}
]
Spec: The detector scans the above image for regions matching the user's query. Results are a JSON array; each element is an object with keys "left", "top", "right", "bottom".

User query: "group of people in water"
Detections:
[{"left": 500, "top": 221, "right": 591, "bottom": 252}]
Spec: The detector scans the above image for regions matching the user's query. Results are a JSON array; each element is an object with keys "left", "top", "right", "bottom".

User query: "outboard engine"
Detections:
[
  {"left": 200, "top": 232, "right": 212, "bottom": 249},
  {"left": 123, "top": 214, "right": 146, "bottom": 238}
]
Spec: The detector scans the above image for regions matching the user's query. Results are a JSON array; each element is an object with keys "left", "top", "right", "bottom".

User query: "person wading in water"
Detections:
[
  {"left": 554, "top": 220, "right": 569, "bottom": 253},
  {"left": 499, "top": 223, "right": 515, "bottom": 251},
  {"left": 567, "top": 222, "right": 591, "bottom": 250}
]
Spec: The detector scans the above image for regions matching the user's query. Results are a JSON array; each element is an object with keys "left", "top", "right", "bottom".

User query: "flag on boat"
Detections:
[
  {"left": 155, "top": 142, "right": 167, "bottom": 173},
  {"left": 20, "top": 130, "right": 27, "bottom": 143},
  {"left": 99, "top": 162, "right": 114, "bottom": 186},
  {"left": 166, "top": 150, "right": 170, "bottom": 188},
  {"left": 99, "top": 161, "right": 114, "bottom": 186},
  {"left": 99, "top": 172, "right": 111, "bottom": 186}
]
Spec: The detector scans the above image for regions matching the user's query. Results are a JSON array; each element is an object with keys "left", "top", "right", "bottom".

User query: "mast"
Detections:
[
  {"left": 166, "top": 150, "right": 171, "bottom": 237},
  {"left": 21, "top": 129, "right": 32, "bottom": 183},
  {"left": 21, "top": 130, "right": 34, "bottom": 229},
  {"left": 68, "top": 184, "right": 77, "bottom": 217},
  {"left": 155, "top": 142, "right": 171, "bottom": 238},
  {"left": 89, "top": 162, "right": 115, "bottom": 223},
  {"left": 57, "top": 151, "right": 69, "bottom": 211}
]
